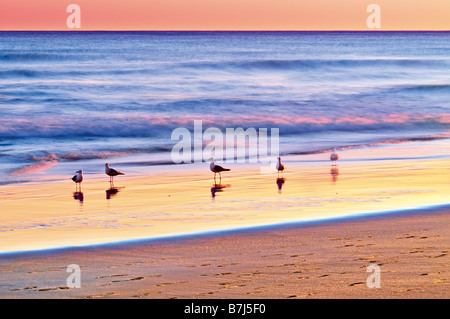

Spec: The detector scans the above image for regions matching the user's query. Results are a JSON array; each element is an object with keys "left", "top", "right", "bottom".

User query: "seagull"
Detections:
[
  {"left": 71, "top": 170, "right": 83, "bottom": 189},
  {"left": 209, "top": 158, "right": 230, "bottom": 181},
  {"left": 330, "top": 148, "right": 339, "bottom": 166},
  {"left": 105, "top": 163, "right": 124, "bottom": 183},
  {"left": 276, "top": 156, "right": 285, "bottom": 177}
]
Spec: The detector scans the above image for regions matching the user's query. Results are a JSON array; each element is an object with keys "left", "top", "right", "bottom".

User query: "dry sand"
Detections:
[{"left": 0, "top": 206, "right": 448, "bottom": 299}]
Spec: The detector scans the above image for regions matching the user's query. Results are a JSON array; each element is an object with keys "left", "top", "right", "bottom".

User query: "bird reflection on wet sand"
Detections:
[
  {"left": 276, "top": 177, "right": 285, "bottom": 193},
  {"left": 106, "top": 186, "right": 124, "bottom": 200},
  {"left": 330, "top": 167, "right": 339, "bottom": 184},
  {"left": 211, "top": 183, "right": 230, "bottom": 199},
  {"left": 73, "top": 191, "right": 84, "bottom": 204}
]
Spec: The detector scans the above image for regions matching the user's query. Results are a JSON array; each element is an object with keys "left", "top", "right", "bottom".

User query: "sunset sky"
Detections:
[{"left": 0, "top": 0, "right": 449, "bottom": 31}]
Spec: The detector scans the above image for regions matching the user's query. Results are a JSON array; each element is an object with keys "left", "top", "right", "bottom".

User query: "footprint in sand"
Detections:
[
  {"left": 245, "top": 288, "right": 272, "bottom": 295},
  {"left": 392, "top": 288, "right": 420, "bottom": 294},
  {"left": 156, "top": 281, "right": 187, "bottom": 287},
  {"left": 85, "top": 292, "right": 118, "bottom": 299},
  {"left": 262, "top": 253, "right": 286, "bottom": 258},
  {"left": 133, "top": 291, "right": 161, "bottom": 297},
  {"left": 398, "top": 234, "right": 418, "bottom": 239},
  {"left": 420, "top": 271, "right": 441, "bottom": 276},
  {"left": 97, "top": 274, "right": 128, "bottom": 279},
  {"left": 195, "top": 291, "right": 215, "bottom": 296},
  {"left": 349, "top": 282, "right": 365, "bottom": 287},
  {"left": 287, "top": 293, "right": 314, "bottom": 298},
  {"left": 111, "top": 276, "right": 146, "bottom": 283}
]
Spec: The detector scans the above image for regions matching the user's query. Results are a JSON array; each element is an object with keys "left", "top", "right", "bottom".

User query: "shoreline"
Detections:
[{"left": 1, "top": 201, "right": 449, "bottom": 258}]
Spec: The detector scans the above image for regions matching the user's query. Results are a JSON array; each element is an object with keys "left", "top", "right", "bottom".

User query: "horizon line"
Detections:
[{"left": 1, "top": 29, "right": 449, "bottom": 32}]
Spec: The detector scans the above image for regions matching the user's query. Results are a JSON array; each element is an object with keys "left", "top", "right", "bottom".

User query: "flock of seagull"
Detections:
[
  {"left": 72, "top": 163, "right": 124, "bottom": 190},
  {"left": 72, "top": 149, "right": 339, "bottom": 190}
]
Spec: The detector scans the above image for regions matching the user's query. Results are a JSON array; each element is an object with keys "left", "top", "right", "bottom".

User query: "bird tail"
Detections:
[{"left": 224, "top": 169, "right": 231, "bottom": 171}]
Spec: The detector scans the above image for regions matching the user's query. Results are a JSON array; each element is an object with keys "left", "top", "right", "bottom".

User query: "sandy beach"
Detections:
[
  {"left": 0, "top": 148, "right": 449, "bottom": 299},
  {"left": 0, "top": 205, "right": 448, "bottom": 299}
]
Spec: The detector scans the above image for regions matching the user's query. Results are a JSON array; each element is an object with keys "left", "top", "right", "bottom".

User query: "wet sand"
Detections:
[
  {"left": 0, "top": 206, "right": 448, "bottom": 299},
  {"left": 0, "top": 146, "right": 449, "bottom": 298},
  {"left": 0, "top": 154, "right": 449, "bottom": 254}
]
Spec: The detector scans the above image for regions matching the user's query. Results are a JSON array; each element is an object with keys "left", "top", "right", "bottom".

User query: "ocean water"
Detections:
[{"left": 0, "top": 31, "right": 449, "bottom": 183}]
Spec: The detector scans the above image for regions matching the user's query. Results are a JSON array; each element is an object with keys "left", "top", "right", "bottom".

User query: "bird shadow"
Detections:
[
  {"left": 330, "top": 166, "right": 339, "bottom": 184},
  {"left": 276, "top": 177, "right": 286, "bottom": 193},
  {"left": 106, "top": 185, "right": 125, "bottom": 200},
  {"left": 211, "top": 183, "right": 230, "bottom": 199},
  {"left": 73, "top": 191, "right": 84, "bottom": 204}
]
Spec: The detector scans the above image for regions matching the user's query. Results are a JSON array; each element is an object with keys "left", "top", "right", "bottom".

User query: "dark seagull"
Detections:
[
  {"left": 105, "top": 163, "right": 125, "bottom": 183},
  {"left": 330, "top": 148, "right": 339, "bottom": 166},
  {"left": 209, "top": 158, "right": 230, "bottom": 182},
  {"left": 71, "top": 170, "right": 83, "bottom": 190},
  {"left": 276, "top": 156, "right": 285, "bottom": 177}
]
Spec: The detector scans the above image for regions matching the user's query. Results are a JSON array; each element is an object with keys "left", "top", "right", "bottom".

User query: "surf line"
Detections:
[{"left": 184, "top": 303, "right": 219, "bottom": 316}]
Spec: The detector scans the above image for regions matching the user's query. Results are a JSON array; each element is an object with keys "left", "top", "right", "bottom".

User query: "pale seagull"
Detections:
[
  {"left": 209, "top": 158, "right": 230, "bottom": 181},
  {"left": 105, "top": 163, "right": 124, "bottom": 183},
  {"left": 72, "top": 170, "right": 83, "bottom": 189},
  {"left": 276, "top": 156, "right": 285, "bottom": 177},
  {"left": 330, "top": 148, "right": 339, "bottom": 166}
]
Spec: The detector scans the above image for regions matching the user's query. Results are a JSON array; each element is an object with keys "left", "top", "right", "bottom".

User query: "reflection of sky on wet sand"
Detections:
[{"left": 0, "top": 145, "right": 450, "bottom": 253}]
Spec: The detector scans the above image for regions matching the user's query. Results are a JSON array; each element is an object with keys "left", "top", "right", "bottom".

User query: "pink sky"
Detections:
[{"left": 0, "top": 0, "right": 449, "bottom": 30}]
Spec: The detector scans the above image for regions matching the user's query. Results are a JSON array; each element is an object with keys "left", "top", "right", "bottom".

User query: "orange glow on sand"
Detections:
[{"left": 1, "top": 146, "right": 449, "bottom": 254}]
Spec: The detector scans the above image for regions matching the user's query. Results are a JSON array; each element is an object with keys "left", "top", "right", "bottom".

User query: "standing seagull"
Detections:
[
  {"left": 276, "top": 156, "right": 285, "bottom": 177},
  {"left": 330, "top": 148, "right": 339, "bottom": 166},
  {"left": 72, "top": 170, "right": 83, "bottom": 190},
  {"left": 210, "top": 158, "right": 230, "bottom": 182},
  {"left": 105, "top": 163, "right": 124, "bottom": 183}
]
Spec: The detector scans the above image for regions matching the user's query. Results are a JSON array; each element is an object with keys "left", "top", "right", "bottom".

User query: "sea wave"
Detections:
[
  {"left": 0, "top": 53, "right": 81, "bottom": 62},
  {"left": 391, "top": 83, "right": 450, "bottom": 93},
  {"left": 179, "top": 58, "right": 449, "bottom": 71},
  {"left": 1, "top": 57, "right": 447, "bottom": 79},
  {"left": 285, "top": 135, "right": 450, "bottom": 156},
  {"left": 0, "top": 113, "right": 449, "bottom": 139}
]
